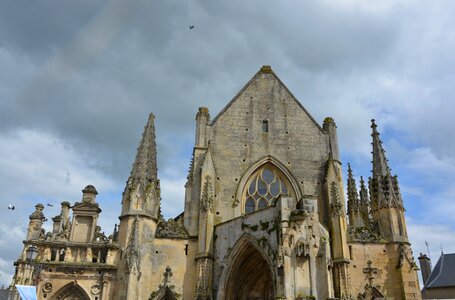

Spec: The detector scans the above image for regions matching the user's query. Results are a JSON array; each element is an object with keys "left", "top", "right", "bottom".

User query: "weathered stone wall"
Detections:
[
  {"left": 151, "top": 238, "right": 198, "bottom": 298},
  {"left": 208, "top": 71, "right": 330, "bottom": 222},
  {"left": 349, "top": 242, "right": 421, "bottom": 299}
]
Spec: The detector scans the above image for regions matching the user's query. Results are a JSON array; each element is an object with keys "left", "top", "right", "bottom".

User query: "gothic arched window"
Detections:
[{"left": 243, "top": 166, "right": 291, "bottom": 214}]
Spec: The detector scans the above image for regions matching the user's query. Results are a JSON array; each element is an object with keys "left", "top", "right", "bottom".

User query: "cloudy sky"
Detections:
[{"left": 1, "top": 0, "right": 455, "bottom": 287}]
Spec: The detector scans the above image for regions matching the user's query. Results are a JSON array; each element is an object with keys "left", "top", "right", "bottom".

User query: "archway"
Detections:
[
  {"left": 51, "top": 282, "right": 90, "bottom": 300},
  {"left": 223, "top": 240, "right": 275, "bottom": 300}
]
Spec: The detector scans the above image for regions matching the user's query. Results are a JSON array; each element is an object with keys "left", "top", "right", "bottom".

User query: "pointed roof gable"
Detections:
[
  {"left": 425, "top": 253, "right": 455, "bottom": 288},
  {"left": 210, "top": 65, "right": 324, "bottom": 133},
  {"left": 72, "top": 201, "right": 101, "bottom": 213}
]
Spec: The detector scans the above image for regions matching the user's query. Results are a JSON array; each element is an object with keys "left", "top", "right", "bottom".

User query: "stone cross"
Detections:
[{"left": 363, "top": 260, "right": 378, "bottom": 285}]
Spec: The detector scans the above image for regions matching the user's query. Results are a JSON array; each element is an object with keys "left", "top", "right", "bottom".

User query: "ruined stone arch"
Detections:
[
  {"left": 217, "top": 233, "right": 276, "bottom": 300},
  {"left": 234, "top": 155, "right": 302, "bottom": 215},
  {"left": 50, "top": 282, "right": 90, "bottom": 300}
]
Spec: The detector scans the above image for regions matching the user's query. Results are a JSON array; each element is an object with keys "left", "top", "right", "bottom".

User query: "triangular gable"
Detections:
[
  {"left": 210, "top": 65, "right": 325, "bottom": 133},
  {"left": 72, "top": 201, "right": 101, "bottom": 213}
]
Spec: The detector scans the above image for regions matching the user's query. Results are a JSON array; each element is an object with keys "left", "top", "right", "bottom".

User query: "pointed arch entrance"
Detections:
[
  {"left": 219, "top": 236, "right": 276, "bottom": 300},
  {"left": 51, "top": 282, "right": 90, "bottom": 300}
]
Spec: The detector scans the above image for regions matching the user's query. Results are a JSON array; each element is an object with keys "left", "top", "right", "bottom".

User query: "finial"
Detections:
[
  {"left": 29, "top": 203, "right": 46, "bottom": 220},
  {"left": 82, "top": 185, "right": 98, "bottom": 195},
  {"left": 61, "top": 201, "right": 71, "bottom": 207},
  {"left": 371, "top": 119, "right": 378, "bottom": 131},
  {"left": 260, "top": 65, "right": 272, "bottom": 74},
  {"left": 197, "top": 106, "right": 210, "bottom": 117},
  {"left": 82, "top": 185, "right": 98, "bottom": 203},
  {"left": 324, "top": 117, "right": 334, "bottom": 124}
]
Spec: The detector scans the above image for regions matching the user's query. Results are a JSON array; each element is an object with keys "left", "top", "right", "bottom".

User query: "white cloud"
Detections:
[{"left": 0, "top": 129, "right": 118, "bottom": 286}]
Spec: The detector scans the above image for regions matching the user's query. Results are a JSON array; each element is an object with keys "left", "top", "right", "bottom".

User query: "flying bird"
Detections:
[
  {"left": 8, "top": 204, "right": 15, "bottom": 210},
  {"left": 47, "top": 203, "right": 54, "bottom": 207},
  {"left": 189, "top": 25, "right": 194, "bottom": 29}
]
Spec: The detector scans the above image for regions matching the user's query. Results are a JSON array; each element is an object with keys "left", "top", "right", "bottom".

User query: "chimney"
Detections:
[{"left": 418, "top": 253, "right": 432, "bottom": 285}]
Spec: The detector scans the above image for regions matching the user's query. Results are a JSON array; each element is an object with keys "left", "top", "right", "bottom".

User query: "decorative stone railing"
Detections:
[{"left": 19, "top": 241, "right": 119, "bottom": 266}]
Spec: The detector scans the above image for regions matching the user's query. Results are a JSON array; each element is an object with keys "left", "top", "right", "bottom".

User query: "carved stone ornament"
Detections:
[
  {"left": 42, "top": 282, "right": 53, "bottom": 293},
  {"left": 200, "top": 176, "right": 215, "bottom": 213},
  {"left": 276, "top": 247, "right": 284, "bottom": 268},
  {"left": 125, "top": 216, "right": 141, "bottom": 278},
  {"left": 330, "top": 182, "right": 344, "bottom": 217},
  {"left": 93, "top": 226, "right": 108, "bottom": 242},
  {"left": 149, "top": 266, "right": 180, "bottom": 300},
  {"left": 90, "top": 284, "right": 102, "bottom": 295},
  {"left": 347, "top": 226, "right": 381, "bottom": 243},
  {"left": 296, "top": 237, "right": 310, "bottom": 257},
  {"left": 195, "top": 257, "right": 213, "bottom": 298},
  {"left": 396, "top": 243, "right": 418, "bottom": 270},
  {"left": 156, "top": 216, "right": 189, "bottom": 238}
]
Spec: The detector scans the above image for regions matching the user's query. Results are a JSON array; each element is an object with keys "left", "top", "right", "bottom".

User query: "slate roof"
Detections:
[{"left": 425, "top": 253, "right": 455, "bottom": 288}]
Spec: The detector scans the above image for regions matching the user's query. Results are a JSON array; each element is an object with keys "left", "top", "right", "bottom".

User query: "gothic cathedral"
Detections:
[{"left": 10, "top": 66, "right": 422, "bottom": 299}]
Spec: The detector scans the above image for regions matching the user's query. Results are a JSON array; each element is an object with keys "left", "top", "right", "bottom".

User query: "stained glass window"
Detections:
[{"left": 243, "top": 166, "right": 291, "bottom": 214}]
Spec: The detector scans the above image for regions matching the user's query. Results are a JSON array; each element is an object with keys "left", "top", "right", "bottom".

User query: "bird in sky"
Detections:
[
  {"left": 189, "top": 25, "right": 194, "bottom": 29},
  {"left": 8, "top": 204, "right": 15, "bottom": 210},
  {"left": 47, "top": 203, "right": 54, "bottom": 207}
]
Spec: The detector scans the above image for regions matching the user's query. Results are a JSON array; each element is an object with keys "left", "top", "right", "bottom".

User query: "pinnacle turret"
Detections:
[
  {"left": 359, "top": 176, "right": 371, "bottom": 226},
  {"left": 130, "top": 113, "right": 158, "bottom": 182},
  {"left": 369, "top": 119, "right": 403, "bottom": 210},
  {"left": 121, "top": 113, "right": 160, "bottom": 219},
  {"left": 347, "top": 164, "right": 360, "bottom": 212},
  {"left": 371, "top": 119, "right": 391, "bottom": 178},
  {"left": 359, "top": 176, "right": 369, "bottom": 204},
  {"left": 368, "top": 120, "right": 407, "bottom": 242},
  {"left": 347, "top": 164, "right": 366, "bottom": 227}
]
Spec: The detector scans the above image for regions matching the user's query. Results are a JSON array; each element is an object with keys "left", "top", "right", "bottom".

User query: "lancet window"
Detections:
[{"left": 243, "top": 166, "right": 292, "bottom": 214}]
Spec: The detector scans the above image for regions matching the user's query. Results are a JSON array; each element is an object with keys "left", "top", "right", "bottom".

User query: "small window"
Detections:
[{"left": 262, "top": 120, "right": 268, "bottom": 132}]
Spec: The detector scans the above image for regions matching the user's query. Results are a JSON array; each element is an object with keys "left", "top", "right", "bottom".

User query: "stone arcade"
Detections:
[{"left": 10, "top": 66, "right": 421, "bottom": 299}]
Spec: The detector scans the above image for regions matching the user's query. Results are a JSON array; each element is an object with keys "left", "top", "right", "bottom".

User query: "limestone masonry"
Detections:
[{"left": 10, "top": 66, "right": 421, "bottom": 299}]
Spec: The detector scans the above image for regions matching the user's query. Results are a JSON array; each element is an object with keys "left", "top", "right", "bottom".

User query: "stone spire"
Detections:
[
  {"left": 369, "top": 120, "right": 407, "bottom": 242},
  {"left": 121, "top": 113, "right": 160, "bottom": 218},
  {"left": 347, "top": 164, "right": 364, "bottom": 227},
  {"left": 369, "top": 119, "right": 403, "bottom": 210},
  {"left": 347, "top": 164, "right": 360, "bottom": 213},
  {"left": 371, "top": 119, "right": 391, "bottom": 178},
  {"left": 130, "top": 113, "right": 158, "bottom": 183}
]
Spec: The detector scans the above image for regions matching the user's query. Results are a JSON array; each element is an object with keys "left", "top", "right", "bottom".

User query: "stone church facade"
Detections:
[{"left": 10, "top": 66, "right": 421, "bottom": 299}]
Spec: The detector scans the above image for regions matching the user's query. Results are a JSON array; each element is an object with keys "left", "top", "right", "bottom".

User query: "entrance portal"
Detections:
[
  {"left": 224, "top": 242, "right": 275, "bottom": 300},
  {"left": 51, "top": 283, "right": 90, "bottom": 300}
]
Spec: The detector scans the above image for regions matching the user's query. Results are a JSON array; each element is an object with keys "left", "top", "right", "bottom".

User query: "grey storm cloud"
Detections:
[{"left": 0, "top": 0, "right": 419, "bottom": 180}]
